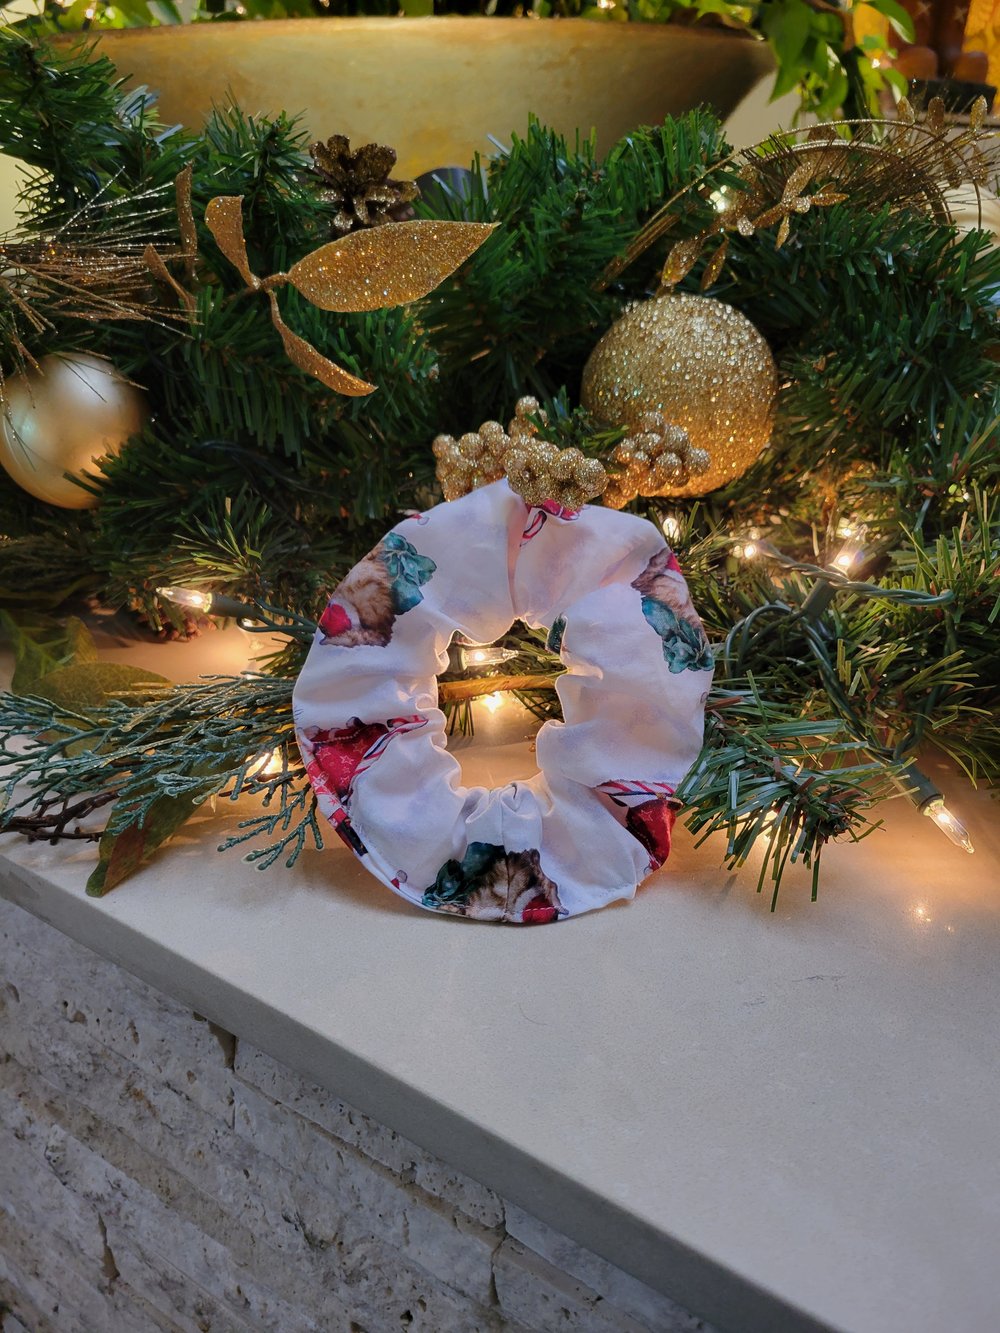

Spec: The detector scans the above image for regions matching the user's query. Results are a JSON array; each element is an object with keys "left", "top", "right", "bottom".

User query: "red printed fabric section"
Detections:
[
  {"left": 300, "top": 716, "right": 427, "bottom": 807},
  {"left": 520, "top": 499, "right": 582, "bottom": 547},
  {"left": 596, "top": 780, "right": 678, "bottom": 872}
]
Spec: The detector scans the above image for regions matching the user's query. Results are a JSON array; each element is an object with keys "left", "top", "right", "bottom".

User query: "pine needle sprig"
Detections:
[{"left": 678, "top": 680, "right": 896, "bottom": 908}]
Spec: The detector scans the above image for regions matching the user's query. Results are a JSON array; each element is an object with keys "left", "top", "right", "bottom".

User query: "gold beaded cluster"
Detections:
[
  {"left": 603, "top": 411, "right": 711, "bottom": 510},
  {"left": 434, "top": 396, "right": 609, "bottom": 510}
]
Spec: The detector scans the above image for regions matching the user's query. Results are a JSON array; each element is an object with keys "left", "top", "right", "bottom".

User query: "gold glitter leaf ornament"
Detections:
[
  {"left": 204, "top": 196, "right": 495, "bottom": 397},
  {"left": 580, "top": 294, "right": 777, "bottom": 498},
  {"left": 605, "top": 98, "right": 1000, "bottom": 294},
  {"left": 285, "top": 221, "right": 496, "bottom": 312}
]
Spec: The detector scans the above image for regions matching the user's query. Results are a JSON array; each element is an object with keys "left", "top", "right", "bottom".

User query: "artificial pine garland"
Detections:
[{"left": 0, "top": 32, "right": 997, "bottom": 899}]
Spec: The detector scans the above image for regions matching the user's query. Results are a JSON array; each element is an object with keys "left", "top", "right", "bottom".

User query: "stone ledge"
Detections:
[
  {"left": 1, "top": 895, "right": 712, "bottom": 1333},
  {"left": 3, "top": 731, "right": 999, "bottom": 1333}
]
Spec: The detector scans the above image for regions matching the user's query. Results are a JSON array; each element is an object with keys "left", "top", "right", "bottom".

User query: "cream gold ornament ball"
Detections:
[
  {"left": 0, "top": 352, "right": 148, "bottom": 509},
  {"left": 581, "top": 293, "right": 777, "bottom": 497}
]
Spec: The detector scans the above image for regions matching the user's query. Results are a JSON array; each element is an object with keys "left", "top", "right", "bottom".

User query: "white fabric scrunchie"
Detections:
[{"left": 293, "top": 479, "right": 713, "bottom": 923}]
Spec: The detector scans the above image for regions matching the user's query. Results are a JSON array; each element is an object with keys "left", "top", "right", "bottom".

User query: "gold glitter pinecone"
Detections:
[
  {"left": 309, "top": 136, "right": 419, "bottom": 236},
  {"left": 581, "top": 293, "right": 777, "bottom": 497}
]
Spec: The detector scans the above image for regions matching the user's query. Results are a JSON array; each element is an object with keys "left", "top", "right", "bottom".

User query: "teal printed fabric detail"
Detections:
[
  {"left": 639, "top": 596, "right": 714, "bottom": 674},
  {"left": 422, "top": 841, "right": 501, "bottom": 909},
  {"left": 382, "top": 532, "right": 437, "bottom": 614},
  {"left": 547, "top": 614, "right": 566, "bottom": 654}
]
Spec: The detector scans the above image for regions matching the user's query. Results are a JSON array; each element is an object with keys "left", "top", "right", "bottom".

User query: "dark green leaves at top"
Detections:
[
  {"left": 31, "top": 662, "right": 170, "bottom": 712},
  {"left": 1, "top": 611, "right": 100, "bottom": 695}
]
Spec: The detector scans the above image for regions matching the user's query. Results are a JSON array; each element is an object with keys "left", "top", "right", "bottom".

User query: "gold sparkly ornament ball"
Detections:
[
  {"left": 580, "top": 293, "right": 778, "bottom": 497},
  {"left": 0, "top": 353, "right": 148, "bottom": 509}
]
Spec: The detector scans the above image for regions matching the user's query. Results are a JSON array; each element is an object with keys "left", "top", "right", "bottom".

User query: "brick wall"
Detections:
[{"left": 0, "top": 896, "right": 716, "bottom": 1333}]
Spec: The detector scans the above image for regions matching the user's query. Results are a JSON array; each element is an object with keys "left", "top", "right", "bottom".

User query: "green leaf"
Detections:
[
  {"left": 0, "top": 612, "right": 98, "bottom": 694},
  {"left": 864, "top": 0, "right": 915, "bottom": 42},
  {"left": 64, "top": 617, "right": 99, "bottom": 665},
  {"left": 1, "top": 611, "right": 64, "bottom": 694},
  {"left": 760, "top": 0, "right": 815, "bottom": 101},
  {"left": 87, "top": 786, "right": 214, "bottom": 896},
  {"left": 32, "top": 662, "right": 170, "bottom": 712}
]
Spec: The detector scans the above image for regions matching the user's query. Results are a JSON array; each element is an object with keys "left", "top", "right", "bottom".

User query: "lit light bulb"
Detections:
[
  {"left": 247, "top": 749, "right": 284, "bottom": 779},
  {"left": 832, "top": 548, "right": 858, "bottom": 571},
  {"left": 923, "top": 798, "right": 975, "bottom": 854},
  {"left": 157, "top": 586, "right": 258, "bottom": 621},
  {"left": 831, "top": 522, "right": 866, "bottom": 573},
  {"left": 481, "top": 691, "right": 507, "bottom": 714},
  {"left": 709, "top": 188, "right": 730, "bottom": 214},
  {"left": 738, "top": 541, "right": 759, "bottom": 561},
  {"left": 459, "top": 644, "right": 518, "bottom": 670},
  {"left": 157, "top": 585, "right": 213, "bottom": 613},
  {"left": 661, "top": 514, "right": 682, "bottom": 544}
]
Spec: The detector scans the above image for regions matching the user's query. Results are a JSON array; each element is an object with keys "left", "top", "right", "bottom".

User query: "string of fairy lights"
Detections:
[
  {"left": 157, "top": 509, "right": 976, "bottom": 858},
  {"left": 724, "top": 523, "right": 974, "bottom": 853}
]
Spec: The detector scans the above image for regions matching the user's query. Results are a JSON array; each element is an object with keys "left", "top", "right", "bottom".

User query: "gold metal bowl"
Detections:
[{"left": 80, "top": 17, "right": 773, "bottom": 176}]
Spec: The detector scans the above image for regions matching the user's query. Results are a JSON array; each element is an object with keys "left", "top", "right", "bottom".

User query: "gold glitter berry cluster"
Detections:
[
  {"left": 603, "top": 411, "right": 711, "bottom": 509},
  {"left": 434, "top": 397, "right": 608, "bottom": 510}
]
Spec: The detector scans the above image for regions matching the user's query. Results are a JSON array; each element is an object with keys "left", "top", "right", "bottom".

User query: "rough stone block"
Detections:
[
  {"left": 0, "top": 1217, "right": 179, "bottom": 1333},
  {"left": 0, "top": 1315, "right": 33, "bottom": 1333},
  {"left": 0, "top": 902, "right": 705, "bottom": 1333},
  {"left": 1, "top": 1096, "right": 107, "bottom": 1274},
  {"left": 232, "top": 1075, "right": 500, "bottom": 1304},
  {"left": 5, "top": 998, "right": 495, "bottom": 1308},
  {"left": 1, "top": 912, "right": 235, "bottom": 1121},
  {"left": 495, "top": 1236, "right": 664, "bottom": 1333},
  {"left": 504, "top": 1204, "right": 717, "bottom": 1332},
  {"left": 0, "top": 1310, "right": 35, "bottom": 1333},
  {"left": 2, "top": 1056, "right": 504, "bottom": 1333},
  {"left": 1, "top": 1062, "right": 312, "bottom": 1332},
  {"left": 234, "top": 1041, "right": 504, "bottom": 1229}
]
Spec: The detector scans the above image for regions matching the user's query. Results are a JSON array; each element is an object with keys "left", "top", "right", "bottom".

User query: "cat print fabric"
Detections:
[
  {"left": 293, "top": 479, "right": 712, "bottom": 924},
  {"left": 422, "top": 843, "right": 565, "bottom": 924},
  {"left": 319, "top": 533, "right": 437, "bottom": 647},
  {"left": 632, "top": 548, "right": 714, "bottom": 674}
]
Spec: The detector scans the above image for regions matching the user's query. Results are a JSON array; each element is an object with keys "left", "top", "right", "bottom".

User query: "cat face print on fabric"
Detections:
[
  {"left": 632, "top": 548, "right": 714, "bottom": 674},
  {"left": 319, "top": 532, "right": 437, "bottom": 647},
  {"left": 422, "top": 843, "right": 566, "bottom": 924}
]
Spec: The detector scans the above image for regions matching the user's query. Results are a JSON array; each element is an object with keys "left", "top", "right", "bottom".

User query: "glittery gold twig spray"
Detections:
[{"left": 605, "top": 97, "right": 999, "bottom": 292}]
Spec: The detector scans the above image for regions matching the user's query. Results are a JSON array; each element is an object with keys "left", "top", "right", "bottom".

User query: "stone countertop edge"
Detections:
[{"left": 0, "top": 846, "right": 826, "bottom": 1333}]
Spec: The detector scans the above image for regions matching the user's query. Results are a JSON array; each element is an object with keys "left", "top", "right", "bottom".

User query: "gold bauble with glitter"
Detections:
[
  {"left": 0, "top": 353, "right": 148, "bottom": 509},
  {"left": 580, "top": 293, "right": 777, "bottom": 497}
]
